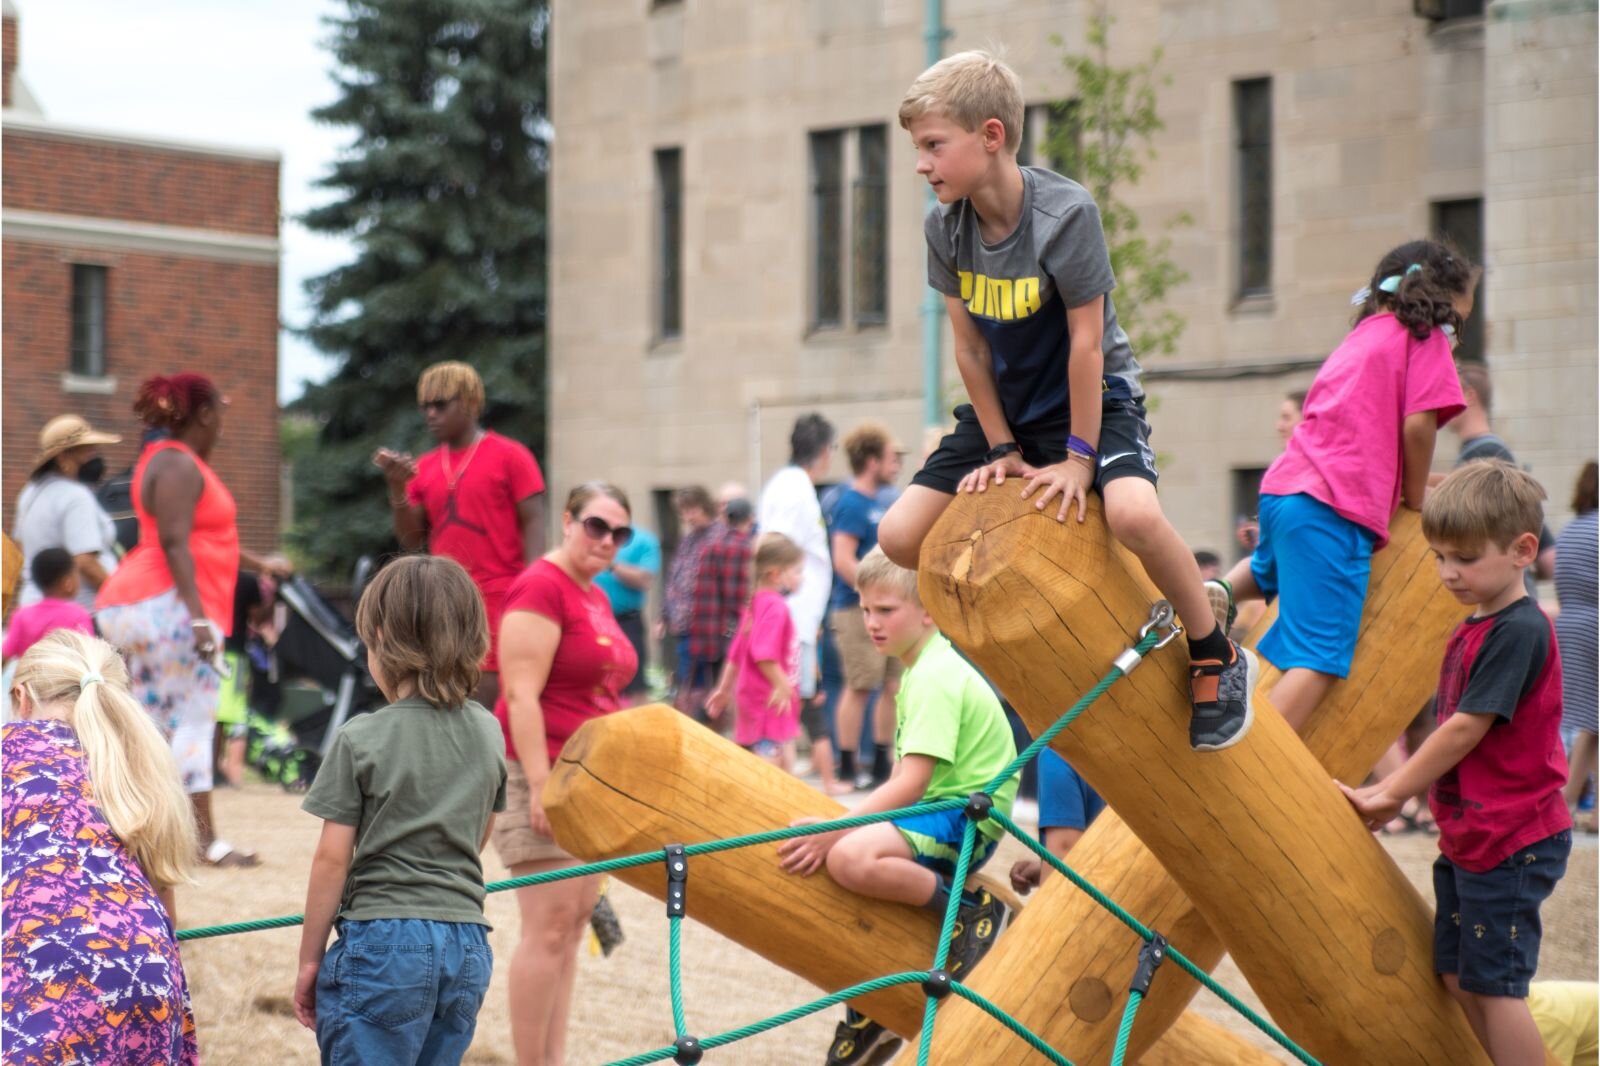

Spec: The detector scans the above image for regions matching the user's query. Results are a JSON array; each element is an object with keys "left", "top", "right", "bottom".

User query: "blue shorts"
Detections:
[
  {"left": 893, "top": 806, "right": 999, "bottom": 881},
  {"left": 1251, "top": 492, "right": 1376, "bottom": 678},
  {"left": 1433, "top": 831, "right": 1571, "bottom": 997},
  {"left": 1038, "top": 750, "right": 1105, "bottom": 831}
]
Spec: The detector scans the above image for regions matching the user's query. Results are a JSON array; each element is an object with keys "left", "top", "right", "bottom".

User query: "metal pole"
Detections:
[{"left": 920, "top": 0, "right": 948, "bottom": 431}]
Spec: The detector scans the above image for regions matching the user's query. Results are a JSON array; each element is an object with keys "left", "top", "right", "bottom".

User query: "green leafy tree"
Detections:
[
  {"left": 291, "top": 0, "right": 549, "bottom": 576},
  {"left": 1046, "top": 5, "right": 1189, "bottom": 360}
]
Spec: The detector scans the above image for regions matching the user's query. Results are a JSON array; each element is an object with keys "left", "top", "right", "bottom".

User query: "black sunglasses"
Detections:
[
  {"left": 580, "top": 515, "right": 633, "bottom": 548},
  {"left": 419, "top": 397, "right": 457, "bottom": 414}
]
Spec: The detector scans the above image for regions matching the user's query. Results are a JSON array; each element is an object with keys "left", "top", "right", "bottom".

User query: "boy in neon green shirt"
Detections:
[{"left": 779, "top": 546, "right": 1018, "bottom": 1065}]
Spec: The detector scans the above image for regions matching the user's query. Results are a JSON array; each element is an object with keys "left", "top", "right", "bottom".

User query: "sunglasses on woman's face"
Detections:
[
  {"left": 419, "top": 397, "right": 457, "bottom": 414},
  {"left": 580, "top": 515, "right": 633, "bottom": 548}
]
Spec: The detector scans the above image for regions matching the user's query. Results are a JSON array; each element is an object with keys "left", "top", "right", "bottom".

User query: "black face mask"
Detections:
[{"left": 76, "top": 457, "right": 107, "bottom": 486}]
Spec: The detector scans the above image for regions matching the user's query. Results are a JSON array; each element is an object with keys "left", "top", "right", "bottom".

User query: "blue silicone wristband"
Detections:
[{"left": 1067, "top": 435, "right": 1098, "bottom": 460}]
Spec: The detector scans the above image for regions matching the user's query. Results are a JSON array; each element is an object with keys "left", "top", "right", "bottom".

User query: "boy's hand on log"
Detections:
[
  {"left": 777, "top": 816, "right": 839, "bottom": 876},
  {"left": 1336, "top": 779, "right": 1403, "bottom": 831},
  {"left": 1009, "top": 858, "right": 1043, "bottom": 894},
  {"left": 1020, "top": 457, "right": 1094, "bottom": 523},
  {"left": 958, "top": 453, "right": 1027, "bottom": 494}
]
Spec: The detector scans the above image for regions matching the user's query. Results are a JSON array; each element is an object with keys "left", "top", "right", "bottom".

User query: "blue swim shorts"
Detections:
[
  {"left": 1251, "top": 492, "right": 1376, "bottom": 678},
  {"left": 893, "top": 806, "right": 999, "bottom": 881}
]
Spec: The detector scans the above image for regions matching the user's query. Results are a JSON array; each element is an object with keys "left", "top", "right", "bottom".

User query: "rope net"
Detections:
[{"left": 176, "top": 616, "right": 1323, "bottom": 1066}]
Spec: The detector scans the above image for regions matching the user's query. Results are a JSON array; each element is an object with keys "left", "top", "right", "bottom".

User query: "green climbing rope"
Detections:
[
  {"left": 172, "top": 610, "right": 1327, "bottom": 1066},
  {"left": 1111, "top": 989, "right": 1143, "bottom": 1066}
]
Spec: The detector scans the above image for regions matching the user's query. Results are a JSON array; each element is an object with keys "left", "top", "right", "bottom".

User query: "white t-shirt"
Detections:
[
  {"left": 758, "top": 465, "right": 832, "bottom": 642},
  {"left": 14, "top": 476, "right": 118, "bottom": 610}
]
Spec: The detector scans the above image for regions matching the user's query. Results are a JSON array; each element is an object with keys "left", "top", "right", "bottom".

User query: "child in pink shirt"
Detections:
[
  {"left": 3, "top": 549, "right": 95, "bottom": 661},
  {"left": 1215, "top": 239, "right": 1472, "bottom": 728},
  {"left": 708, "top": 533, "right": 804, "bottom": 770}
]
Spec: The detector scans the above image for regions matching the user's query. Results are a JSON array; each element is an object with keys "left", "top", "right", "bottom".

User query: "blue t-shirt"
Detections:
[
  {"left": 827, "top": 487, "right": 886, "bottom": 610},
  {"left": 594, "top": 527, "right": 661, "bottom": 615},
  {"left": 1037, "top": 749, "right": 1104, "bottom": 831}
]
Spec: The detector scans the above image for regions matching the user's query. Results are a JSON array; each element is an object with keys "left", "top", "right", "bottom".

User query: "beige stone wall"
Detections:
[
  {"left": 1481, "top": 0, "right": 1597, "bottom": 533},
  {"left": 549, "top": 0, "right": 1596, "bottom": 556}
]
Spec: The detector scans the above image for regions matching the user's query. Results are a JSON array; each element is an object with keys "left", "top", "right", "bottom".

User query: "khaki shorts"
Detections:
[
  {"left": 491, "top": 760, "right": 573, "bottom": 868},
  {"left": 831, "top": 607, "right": 903, "bottom": 692}
]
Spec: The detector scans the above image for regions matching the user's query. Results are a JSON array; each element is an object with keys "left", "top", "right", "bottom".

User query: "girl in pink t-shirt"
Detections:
[
  {"left": 708, "top": 534, "right": 805, "bottom": 769},
  {"left": 1215, "top": 239, "right": 1472, "bottom": 729}
]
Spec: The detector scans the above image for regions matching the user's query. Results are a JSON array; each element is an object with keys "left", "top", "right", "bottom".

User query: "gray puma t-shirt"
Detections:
[{"left": 925, "top": 167, "right": 1142, "bottom": 429}]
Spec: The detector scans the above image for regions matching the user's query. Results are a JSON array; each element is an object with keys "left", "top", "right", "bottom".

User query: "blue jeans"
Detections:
[{"left": 315, "top": 918, "right": 492, "bottom": 1066}]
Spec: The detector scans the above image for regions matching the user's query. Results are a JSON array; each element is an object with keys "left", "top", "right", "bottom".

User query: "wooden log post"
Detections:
[
  {"left": 543, "top": 703, "right": 1016, "bottom": 1036},
  {"left": 542, "top": 704, "right": 1271, "bottom": 1063},
  {"left": 919, "top": 506, "right": 1475, "bottom": 1064},
  {"left": 916, "top": 492, "right": 1490, "bottom": 1065}
]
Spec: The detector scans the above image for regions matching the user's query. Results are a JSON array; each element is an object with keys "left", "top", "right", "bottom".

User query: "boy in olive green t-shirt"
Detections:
[
  {"left": 294, "top": 557, "right": 507, "bottom": 1066},
  {"left": 778, "top": 547, "right": 1017, "bottom": 1066}
]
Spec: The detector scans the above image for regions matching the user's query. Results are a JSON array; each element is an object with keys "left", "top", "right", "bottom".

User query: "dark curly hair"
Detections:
[
  {"left": 1352, "top": 239, "right": 1480, "bottom": 342},
  {"left": 132, "top": 374, "right": 222, "bottom": 430}
]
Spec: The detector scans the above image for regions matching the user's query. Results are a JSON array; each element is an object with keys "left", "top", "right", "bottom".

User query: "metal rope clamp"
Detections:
[
  {"left": 1129, "top": 931, "right": 1168, "bottom": 996},
  {"left": 1115, "top": 601, "right": 1183, "bottom": 675},
  {"left": 665, "top": 843, "right": 688, "bottom": 918}
]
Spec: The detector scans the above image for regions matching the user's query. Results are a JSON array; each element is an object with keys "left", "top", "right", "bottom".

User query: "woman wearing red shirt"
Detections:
[
  {"left": 97, "top": 374, "right": 290, "bottom": 869},
  {"left": 493, "top": 482, "right": 638, "bottom": 1064}
]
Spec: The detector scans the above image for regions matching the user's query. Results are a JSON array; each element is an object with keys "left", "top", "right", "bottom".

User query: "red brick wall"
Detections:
[
  {"left": 2, "top": 241, "right": 281, "bottom": 554},
  {"left": 3, "top": 129, "right": 279, "bottom": 236},
  {"left": 3, "top": 16, "right": 17, "bottom": 109}
]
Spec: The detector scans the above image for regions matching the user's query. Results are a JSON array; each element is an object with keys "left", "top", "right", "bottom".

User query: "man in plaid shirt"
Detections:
[
  {"left": 666, "top": 486, "right": 718, "bottom": 714},
  {"left": 688, "top": 498, "right": 757, "bottom": 734}
]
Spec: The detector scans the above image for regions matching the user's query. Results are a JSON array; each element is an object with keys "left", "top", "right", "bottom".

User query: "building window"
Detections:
[
  {"left": 1233, "top": 78, "right": 1273, "bottom": 299},
  {"left": 852, "top": 125, "right": 888, "bottom": 325},
  {"left": 1432, "top": 197, "right": 1484, "bottom": 364},
  {"left": 1232, "top": 466, "right": 1268, "bottom": 562},
  {"left": 1414, "top": 0, "right": 1484, "bottom": 19},
  {"left": 70, "top": 264, "right": 107, "bottom": 378},
  {"left": 810, "top": 124, "right": 888, "bottom": 331},
  {"left": 810, "top": 130, "right": 845, "bottom": 329},
  {"left": 1018, "top": 101, "right": 1081, "bottom": 177},
  {"left": 654, "top": 148, "right": 682, "bottom": 340}
]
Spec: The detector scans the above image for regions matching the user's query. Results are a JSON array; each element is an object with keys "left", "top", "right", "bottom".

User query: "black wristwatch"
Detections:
[{"left": 984, "top": 442, "right": 1021, "bottom": 464}]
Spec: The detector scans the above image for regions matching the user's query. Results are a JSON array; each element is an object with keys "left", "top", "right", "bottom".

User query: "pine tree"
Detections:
[
  {"left": 291, "top": 0, "right": 549, "bottom": 577},
  {"left": 1046, "top": 5, "right": 1189, "bottom": 361}
]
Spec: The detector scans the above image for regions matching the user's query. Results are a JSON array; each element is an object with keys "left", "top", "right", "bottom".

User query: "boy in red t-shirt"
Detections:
[
  {"left": 1343, "top": 461, "right": 1570, "bottom": 1066},
  {"left": 373, "top": 361, "right": 546, "bottom": 708}
]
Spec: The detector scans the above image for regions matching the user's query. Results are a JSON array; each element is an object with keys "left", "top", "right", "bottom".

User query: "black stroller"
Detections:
[{"left": 242, "top": 559, "right": 383, "bottom": 788}]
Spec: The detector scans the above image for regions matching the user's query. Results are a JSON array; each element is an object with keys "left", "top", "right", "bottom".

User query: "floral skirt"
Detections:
[{"left": 97, "top": 588, "right": 222, "bottom": 794}]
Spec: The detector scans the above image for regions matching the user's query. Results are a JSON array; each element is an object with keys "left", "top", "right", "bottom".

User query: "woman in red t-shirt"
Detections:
[{"left": 492, "top": 481, "right": 638, "bottom": 1063}]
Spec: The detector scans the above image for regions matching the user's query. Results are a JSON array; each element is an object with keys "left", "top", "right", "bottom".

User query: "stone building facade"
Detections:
[
  {"left": 1, "top": 4, "right": 282, "bottom": 552},
  {"left": 549, "top": 0, "right": 1595, "bottom": 556}
]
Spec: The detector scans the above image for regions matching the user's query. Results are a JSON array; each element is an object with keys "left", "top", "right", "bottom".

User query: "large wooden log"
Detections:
[
  {"left": 543, "top": 704, "right": 1019, "bottom": 1036},
  {"left": 917, "top": 493, "right": 1490, "bottom": 1065},
  {"left": 542, "top": 704, "right": 1270, "bottom": 1064},
  {"left": 921, "top": 506, "right": 1473, "bottom": 1064}
]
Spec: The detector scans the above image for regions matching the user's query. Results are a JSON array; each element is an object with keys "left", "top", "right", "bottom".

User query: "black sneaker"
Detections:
[
  {"left": 825, "top": 1013, "right": 903, "bottom": 1066},
  {"left": 945, "top": 887, "right": 1011, "bottom": 979},
  {"left": 1189, "top": 640, "right": 1258, "bottom": 752}
]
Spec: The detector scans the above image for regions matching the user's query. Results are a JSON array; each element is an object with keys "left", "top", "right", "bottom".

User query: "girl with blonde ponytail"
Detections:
[{"left": 4, "top": 629, "right": 200, "bottom": 1065}]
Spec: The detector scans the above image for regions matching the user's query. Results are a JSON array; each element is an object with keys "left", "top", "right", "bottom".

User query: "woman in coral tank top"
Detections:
[{"left": 97, "top": 374, "right": 289, "bottom": 868}]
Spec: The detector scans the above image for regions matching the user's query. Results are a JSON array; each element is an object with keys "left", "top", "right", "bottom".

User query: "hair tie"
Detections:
[
  {"left": 1376, "top": 263, "right": 1424, "bottom": 295},
  {"left": 79, "top": 671, "right": 105, "bottom": 689},
  {"left": 1349, "top": 285, "right": 1372, "bottom": 306}
]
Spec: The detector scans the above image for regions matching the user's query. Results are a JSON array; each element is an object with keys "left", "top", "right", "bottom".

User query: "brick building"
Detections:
[{"left": 2, "top": 2, "right": 283, "bottom": 552}]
